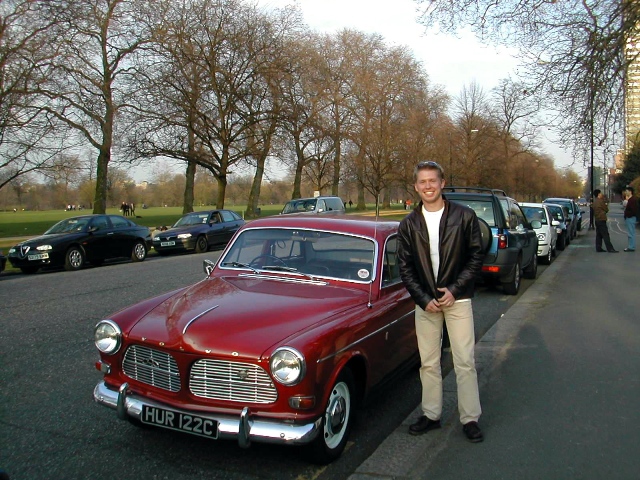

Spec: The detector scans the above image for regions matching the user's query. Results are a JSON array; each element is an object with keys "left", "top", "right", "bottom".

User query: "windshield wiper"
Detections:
[
  {"left": 261, "top": 265, "right": 319, "bottom": 280},
  {"left": 221, "top": 261, "right": 260, "bottom": 274}
]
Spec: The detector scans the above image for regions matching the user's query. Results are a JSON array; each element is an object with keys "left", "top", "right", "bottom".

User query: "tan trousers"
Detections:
[{"left": 415, "top": 301, "right": 482, "bottom": 424}]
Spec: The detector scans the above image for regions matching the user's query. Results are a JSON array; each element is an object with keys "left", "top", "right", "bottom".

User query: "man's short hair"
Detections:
[
  {"left": 413, "top": 161, "right": 444, "bottom": 182},
  {"left": 626, "top": 185, "right": 635, "bottom": 194},
  {"left": 594, "top": 189, "right": 601, "bottom": 197}
]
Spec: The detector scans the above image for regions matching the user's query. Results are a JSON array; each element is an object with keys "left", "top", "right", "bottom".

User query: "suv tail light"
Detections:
[{"left": 497, "top": 234, "right": 508, "bottom": 249}]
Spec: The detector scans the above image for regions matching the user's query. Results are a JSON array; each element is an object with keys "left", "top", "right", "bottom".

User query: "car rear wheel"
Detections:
[
  {"left": 306, "top": 369, "right": 354, "bottom": 464},
  {"left": 131, "top": 241, "right": 147, "bottom": 262},
  {"left": 64, "top": 246, "right": 84, "bottom": 271},
  {"left": 195, "top": 235, "right": 208, "bottom": 254},
  {"left": 502, "top": 258, "right": 521, "bottom": 295},
  {"left": 523, "top": 252, "right": 537, "bottom": 279}
]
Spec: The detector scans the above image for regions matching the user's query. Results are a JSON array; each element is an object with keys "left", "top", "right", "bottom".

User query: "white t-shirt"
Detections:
[{"left": 422, "top": 205, "right": 444, "bottom": 280}]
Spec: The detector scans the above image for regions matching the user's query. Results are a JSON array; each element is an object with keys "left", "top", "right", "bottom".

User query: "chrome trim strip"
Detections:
[
  {"left": 182, "top": 305, "right": 219, "bottom": 335},
  {"left": 237, "top": 273, "right": 328, "bottom": 286},
  {"left": 94, "top": 382, "right": 322, "bottom": 446},
  {"left": 239, "top": 407, "right": 250, "bottom": 448},
  {"left": 316, "top": 310, "right": 414, "bottom": 364}
]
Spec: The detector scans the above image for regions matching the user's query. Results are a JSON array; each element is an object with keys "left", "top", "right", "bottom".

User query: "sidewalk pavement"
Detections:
[{"left": 350, "top": 204, "right": 640, "bottom": 480}]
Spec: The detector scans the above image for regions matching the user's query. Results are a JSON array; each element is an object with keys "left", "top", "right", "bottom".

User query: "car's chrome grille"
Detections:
[
  {"left": 189, "top": 359, "right": 277, "bottom": 404},
  {"left": 122, "top": 345, "right": 180, "bottom": 392}
]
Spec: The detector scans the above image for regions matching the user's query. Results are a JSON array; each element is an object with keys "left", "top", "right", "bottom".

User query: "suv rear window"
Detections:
[{"left": 448, "top": 199, "right": 496, "bottom": 226}]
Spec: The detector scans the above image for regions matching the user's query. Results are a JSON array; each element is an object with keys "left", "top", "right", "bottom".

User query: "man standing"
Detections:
[
  {"left": 593, "top": 189, "right": 618, "bottom": 253},
  {"left": 397, "top": 161, "right": 485, "bottom": 443},
  {"left": 623, "top": 186, "right": 637, "bottom": 252}
]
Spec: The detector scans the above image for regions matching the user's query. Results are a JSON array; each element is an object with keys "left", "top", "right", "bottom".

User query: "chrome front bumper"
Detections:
[{"left": 93, "top": 381, "right": 321, "bottom": 447}]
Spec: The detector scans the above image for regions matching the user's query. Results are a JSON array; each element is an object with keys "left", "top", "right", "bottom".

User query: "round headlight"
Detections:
[
  {"left": 94, "top": 320, "right": 122, "bottom": 354},
  {"left": 270, "top": 347, "right": 305, "bottom": 385}
]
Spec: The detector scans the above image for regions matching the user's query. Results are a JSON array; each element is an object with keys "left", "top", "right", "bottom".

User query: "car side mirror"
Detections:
[
  {"left": 551, "top": 220, "right": 560, "bottom": 226},
  {"left": 203, "top": 259, "right": 216, "bottom": 277},
  {"left": 530, "top": 220, "right": 542, "bottom": 229}
]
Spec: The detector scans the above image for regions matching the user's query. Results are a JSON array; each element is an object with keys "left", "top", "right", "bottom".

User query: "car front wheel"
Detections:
[
  {"left": 541, "top": 247, "right": 553, "bottom": 265},
  {"left": 131, "top": 241, "right": 147, "bottom": 262},
  {"left": 306, "top": 369, "right": 355, "bottom": 464},
  {"left": 502, "top": 258, "right": 521, "bottom": 295},
  {"left": 523, "top": 252, "right": 537, "bottom": 279},
  {"left": 195, "top": 235, "right": 208, "bottom": 254},
  {"left": 64, "top": 246, "right": 85, "bottom": 271}
]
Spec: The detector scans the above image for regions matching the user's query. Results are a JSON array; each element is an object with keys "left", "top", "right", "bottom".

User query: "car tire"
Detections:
[
  {"left": 502, "top": 258, "right": 521, "bottom": 295},
  {"left": 64, "top": 246, "right": 84, "bottom": 271},
  {"left": 477, "top": 218, "right": 492, "bottom": 254},
  {"left": 20, "top": 266, "right": 40, "bottom": 274},
  {"left": 523, "top": 252, "right": 537, "bottom": 279},
  {"left": 541, "top": 247, "right": 553, "bottom": 265},
  {"left": 557, "top": 234, "right": 566, "bottom": 251},
  {"left": 306, "top": 368, "right": 355, "bottom": 465},
  {"left": 131, "top": 241, "right": 147, "bottom": 262},
  {"left": 195, "top": 236, "right": 208, "bottom": 254}
]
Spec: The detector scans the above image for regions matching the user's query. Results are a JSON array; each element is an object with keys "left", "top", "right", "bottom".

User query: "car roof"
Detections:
[{"left": 241, "top": 215, "right": 397, "bottom": 239}]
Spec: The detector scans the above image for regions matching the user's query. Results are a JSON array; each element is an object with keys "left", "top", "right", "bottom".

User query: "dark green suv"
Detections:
[{"left": 444, "top": 187, "right": 540, "bottom": 295}]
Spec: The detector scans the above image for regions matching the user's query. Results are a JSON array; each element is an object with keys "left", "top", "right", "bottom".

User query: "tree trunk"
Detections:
[
  {"left": 246, "top": 157, "right": 265, "bottom": 218},
  {"left": 183, "top": 160, "right": 196, "bottom": 214}
]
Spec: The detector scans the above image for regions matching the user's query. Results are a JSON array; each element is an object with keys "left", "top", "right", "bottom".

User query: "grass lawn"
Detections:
[{"left": 0, "top": 204, "right": 409, "bottom": 273}]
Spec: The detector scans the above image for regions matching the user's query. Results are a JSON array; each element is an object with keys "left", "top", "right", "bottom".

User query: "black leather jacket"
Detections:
[{"left": 397, "top": 198, "right": 484, "bottom": 310}]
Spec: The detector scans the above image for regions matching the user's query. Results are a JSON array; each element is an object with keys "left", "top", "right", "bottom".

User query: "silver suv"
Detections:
[{"left": 281, "top": 196, "right": 345, "bottom": 215}]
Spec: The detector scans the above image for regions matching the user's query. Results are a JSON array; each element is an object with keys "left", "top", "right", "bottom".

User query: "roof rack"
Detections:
[{"left": 443, "top": 186, "right": 508, "bottom": 197}]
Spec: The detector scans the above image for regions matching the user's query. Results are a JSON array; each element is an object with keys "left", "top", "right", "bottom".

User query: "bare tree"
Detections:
[
  {"left": 0, "top": 0, "right": 70, "bottom": 190},
  {"left": 35, "top": 0, "right": 153, "bottom": 213},
  {"left": 414, "top": 0, "right": 640, "bottom": 163}
]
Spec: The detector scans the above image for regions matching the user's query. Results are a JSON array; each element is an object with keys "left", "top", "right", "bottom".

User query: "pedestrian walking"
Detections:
[
  {"left": 397, "top": 160, "right": 485, "bottom": 443},
  {"left": 593, "top": 189, "right": 618, "bottom": 253},
  {"left": 623, "top": 185, "right": 637, "bottom": 252}
]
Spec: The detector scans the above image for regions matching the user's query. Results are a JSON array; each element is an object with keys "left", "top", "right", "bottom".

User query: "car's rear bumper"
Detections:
[{"left": 93, "top": 381, "right": 322, "bottom": 447}]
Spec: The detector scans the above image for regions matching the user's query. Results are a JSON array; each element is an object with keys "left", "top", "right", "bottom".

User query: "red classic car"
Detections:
[{"left": 93, "top": 215, "right": 417, "bottom": 463}]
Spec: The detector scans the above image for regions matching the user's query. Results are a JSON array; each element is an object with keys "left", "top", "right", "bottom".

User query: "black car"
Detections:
[
  {"left": 152, "top": 209, "right": 245, "bottom": 255},
  {"left": 543, "top": 197, "right": 582, "bottom": 238},
  {"left": 0, "top": 250, "right": 6, "bottom": 273},
  {"left": 7, "top": 214, "right": 152, "bottom": 274},
  {"left": 444, "top": 187, "right": 540, "bottom": 295}
]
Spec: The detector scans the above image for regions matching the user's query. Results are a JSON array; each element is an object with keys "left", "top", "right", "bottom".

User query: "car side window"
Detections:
[
  {"left": 316, "top": 199, "right": 326, "bottom": 212},
  {"left": 511, "top": 203, "right": 527, "bottom": 230},
  {"left": 382, "top": 236, "right": 401, "bottom": 287},
  {"left": 210, "top": 212, "right": 221, "bottom": 223},
  {"left": 220, "top": 211, "right": 235, "bottom": 222},
  {"left": 92, "top": 217, "right": 110, "bottom": 231},
  {"left": 499, "top": 199, "right": 510, "bottom": 228},
  {"left": 109, "top": 215, "right": 129, "bottom": 228}
]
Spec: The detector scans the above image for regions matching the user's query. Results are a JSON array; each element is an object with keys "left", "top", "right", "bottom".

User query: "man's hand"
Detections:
[{"left": 436, "top": 287, "right": 455, "bottom": 308}]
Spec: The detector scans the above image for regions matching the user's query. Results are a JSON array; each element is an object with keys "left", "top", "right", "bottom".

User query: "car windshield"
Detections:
[
  {"left": 282, "top": 199, "right": 317, "bottom": 214},
  {"left": 174, "top": 213, "right": 211, "bottom": 227},
  {"left": 546, "top": 206, "right": 564, "bottom": 221},
  {"left": 45, "top": 218, "right": 90, "bottom": 234},
  {"left": 548, "top": 200, "right": 573, "bottom": 214},
  {"left": 521, "top": 207, "right": 548, "bottom": 225},
  {"left": 219, "top": 227, "right": 376, "bottom": 282}
]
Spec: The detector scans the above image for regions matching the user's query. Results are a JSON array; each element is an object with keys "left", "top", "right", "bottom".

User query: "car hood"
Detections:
[
  {"left": 15, "top": 232, "right": 83, "bottom": 247},
  {"left": 128, "top": 276, "right": 368, "bottom": 358}
]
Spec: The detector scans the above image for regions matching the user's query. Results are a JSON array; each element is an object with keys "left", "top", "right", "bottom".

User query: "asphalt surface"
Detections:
[{"left": 350, "top": 203, "right": 640, "bottom": 480}]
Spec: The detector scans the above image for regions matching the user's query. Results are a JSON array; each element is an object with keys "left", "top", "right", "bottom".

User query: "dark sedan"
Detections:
[
  {"left": 0, "top": 250, "right": 6, "bottom": 273},
  {"left": 152, "top": 209, "right": 245, "bottom": 255},
  {"left": 7, "top": 214, "right": 152, "bottom": 274}
]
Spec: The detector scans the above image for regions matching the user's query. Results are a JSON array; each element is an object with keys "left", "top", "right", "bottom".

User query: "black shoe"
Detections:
[
  {"left": 624, "top": 248, "right": 635, "bottom": 252},
  {"left": 607, "top": 250, "right": 619, "bottom": 253},
  {"left": 596, "top": 249, "right": 605, "bottom": 252},
  {"left": 409, "top": 416, "right": 441, "bottom": 436},
  {"left": 463, "top": 421, "right": 484, "bottom": 443}
]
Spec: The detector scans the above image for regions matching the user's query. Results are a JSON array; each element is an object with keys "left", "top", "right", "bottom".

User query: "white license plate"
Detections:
[
  {"left": 141, "top": 405, "right": 218, "bottom": 439},
  {"left": 28, "top": 253, "right": 49, "bottom": 260},
  {"left": 160, "top": 241, "right": 175, "bottom": 247}
]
